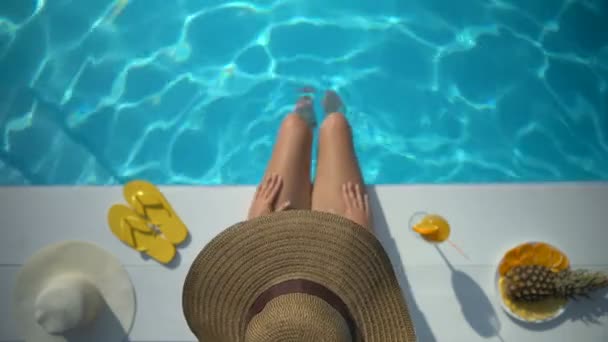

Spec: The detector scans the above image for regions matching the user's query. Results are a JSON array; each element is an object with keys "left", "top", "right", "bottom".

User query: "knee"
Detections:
[
  {"left": 280, "top": 113, "right": 310, "bottom": 135},
  {"left": 319, "top": 112, "right": 351, "bottom": 135}
]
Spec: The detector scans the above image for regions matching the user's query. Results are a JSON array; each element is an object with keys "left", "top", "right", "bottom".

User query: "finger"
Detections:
[
  {"left": 347, "top": 182, "right": 357, "bottom": 203},
  {"left": 341, "top": 183, "right": 351, "bottom": 208},
  {"left": 355, "top": 184, "right": 364, "bottom": 208},
  {"left": 258, "top": 175, "right": 268, "bottom": 197},
  {"left": 261, "top": 173, "right": 275, "bottom": 198},
  {"left": 268, "top": 174, "right": 282, "bottom": 199},
  {"left": 277, "top": 200, "right": 291, "bottom": 211},
  {"left": 364, "top": 194, "right": 371, "bottom": 220},
  {"left": 344, "top": 184, "right": 351, "bottom": 209}
]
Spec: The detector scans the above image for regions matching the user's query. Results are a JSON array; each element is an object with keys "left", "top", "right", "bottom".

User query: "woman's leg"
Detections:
[
  {"left": 311, "top": 91, "right": 372, "bottom": 230},
  {"left": 248, "top": 97, "right": 314, "bottom": 219}
]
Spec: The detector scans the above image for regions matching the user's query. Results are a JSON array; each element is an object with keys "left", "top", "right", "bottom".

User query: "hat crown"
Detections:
[
  {"left": 245, "top": 293, "right": 352, "bottom": 342},
  {"left": 34, "top": 273, "right": 102, "bottom": 335}
]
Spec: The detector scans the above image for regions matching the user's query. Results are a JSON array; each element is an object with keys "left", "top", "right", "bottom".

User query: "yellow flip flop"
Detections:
[
  {"left": 123, "top": 180, "right": 189, "bottom": 245},
  {"left": 108, "top": 204, "right": 176, "bottom": 264}
]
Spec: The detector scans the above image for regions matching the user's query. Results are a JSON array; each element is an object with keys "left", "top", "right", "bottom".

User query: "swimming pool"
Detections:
[{"left": 1, "top": 0, "right": 607, "bottom": 185}]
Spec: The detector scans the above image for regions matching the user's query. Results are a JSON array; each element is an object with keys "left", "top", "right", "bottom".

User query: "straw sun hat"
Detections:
[
  {"left": 13, "top": 241, "right": 135, "bottom": 342},
  {"left": 183, "top": 210, "right": 416, "bottom": 341}
]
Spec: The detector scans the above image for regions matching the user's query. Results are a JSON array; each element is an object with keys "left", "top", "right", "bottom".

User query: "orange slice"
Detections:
[
  {"left": 499, "top": 257, "right": 517, "bottom": 276},
  {"left": 532, "top": 243, "right": 555, "bottom": 267},
  {"left": 505, "top": 245, "right": 522, "bottom": 262},
  {"left": 499, "top": 242, "right": 570, "bottom": 276},
  {"left": 559, "top": 255, "right": 570, "bottom": 270},
  {"left": 551, "top": 254, "right": 570, "bottom": 272},
  {"left": 412, "top": 224, "right": 439, "bottom": 236},
  {"left": 517, "top": 243, "right": 536, "bottom": 265},
  {"left": 550, "top": 254, "right": 564, "bottom": 272},
  {"left": 537, "top": 243, "right": 570, "bottom": 272},
  {"left": 499, "top": 244, "right": 524, "bottom": 275}
]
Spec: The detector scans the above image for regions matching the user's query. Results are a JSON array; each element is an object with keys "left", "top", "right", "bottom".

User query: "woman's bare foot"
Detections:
[
  {"left": 341, "top": 181, "right": 371, "bottom": 229},
  {"left": 248, "top": 173, "right": 291, "bottom": 219},
  {"left": 294, "top": 95, "right": 316, "bottom": 128},
  {"left": 322, "top": 90, "right": 345, "bottom": 115}
]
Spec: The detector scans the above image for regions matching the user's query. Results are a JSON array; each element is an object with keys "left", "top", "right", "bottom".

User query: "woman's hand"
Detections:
[
  {"left": 342, "top": 182, "right": 371, "bottom": 229},
  {"left": 248, "top": 173, "right": 291, "bottom": 219}
]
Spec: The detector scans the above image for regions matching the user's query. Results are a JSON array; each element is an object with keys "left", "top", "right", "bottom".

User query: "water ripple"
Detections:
[{"left": 0, "top": 0, "right": 607, "bottom": 184}]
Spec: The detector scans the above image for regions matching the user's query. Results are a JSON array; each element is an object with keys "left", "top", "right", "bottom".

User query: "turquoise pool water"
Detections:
[{"left": 1, "top": 0, "right": 607, "bottom": 185}]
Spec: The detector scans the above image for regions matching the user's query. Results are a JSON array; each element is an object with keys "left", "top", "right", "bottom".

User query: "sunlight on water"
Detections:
[{"left": 0, "top": 0, "right": 607, "bottom": 184}]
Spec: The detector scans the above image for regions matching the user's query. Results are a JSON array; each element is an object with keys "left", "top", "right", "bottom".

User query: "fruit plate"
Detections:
[{"left": 495, "top": 241, "right": 569, "bottom": 324}]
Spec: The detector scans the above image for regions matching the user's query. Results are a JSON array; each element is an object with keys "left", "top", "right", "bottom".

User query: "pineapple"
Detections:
[{"left": 504, "top": 265, "right": 608, "bottom": 302}]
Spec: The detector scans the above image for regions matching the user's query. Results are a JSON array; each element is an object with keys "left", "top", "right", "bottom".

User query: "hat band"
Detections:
[{"left": 246, "top": 279, "right": 357, "bottom": 340}]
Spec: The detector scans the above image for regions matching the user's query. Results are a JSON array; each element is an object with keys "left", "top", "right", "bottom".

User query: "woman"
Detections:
[{"left": 182, "top": 91, "right": 416, "bottom": 341}]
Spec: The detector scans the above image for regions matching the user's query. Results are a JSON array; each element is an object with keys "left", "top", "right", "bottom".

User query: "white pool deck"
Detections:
[{"left": 1, "top": 183, "right": 608, "bottom": 341}]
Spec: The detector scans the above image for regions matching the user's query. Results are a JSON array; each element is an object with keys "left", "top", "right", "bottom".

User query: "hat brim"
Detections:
[
  {"left": 13, "top": 241, "right": 135, "bottom": 342},
  {"left": 183, "top": 210, "right": 416, "bottom": 341}
]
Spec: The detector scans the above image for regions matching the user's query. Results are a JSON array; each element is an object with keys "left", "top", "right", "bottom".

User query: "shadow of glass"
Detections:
[
  {"left": 64, "top": 297, "right": 132, "bottom": 342},
  {"left": 435, "top": 246, "right": 503, "bottom": 340},
  {"left": 367, "top": 188, "right": 438, "bottom": 342}
]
